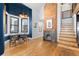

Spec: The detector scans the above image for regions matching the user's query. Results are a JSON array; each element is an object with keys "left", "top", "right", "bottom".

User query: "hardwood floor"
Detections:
[{"left": 4, "top": 37, "right": 79, "bottom": 56}]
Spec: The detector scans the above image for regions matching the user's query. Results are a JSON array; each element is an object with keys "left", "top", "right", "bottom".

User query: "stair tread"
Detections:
[
  {"left": 61, "top": 26, "right": 73, "bottom": 28},
  {"left": 62, "top": 26, "right": 73, "bottom": 27},
  {"left": 61, "top": 30, "right": 74, "bottom": 32},
  {"left": 59, "top": 37, "right": 76, "bottom": 39},
  {"left": 60, "top": 32, "right": 75, "bottom": 35},
  {"left": 60, "top": 35, "right": 76, "bottom": 38},
  {"left": 60, "top": 33, "right": 75, "bottom": 35},
  {"left": 62, "top": 28, "right": 74, "bottom": 29},
  {"left": 61, "top": 31, "right": 74, "bottom": 32},
  {"left": 62, "top": 25, "right": 73, "bottom": 26},
  {"left": 61, "top": 27, "right": 73, "bottom": 29},
  {"left": 61, "top": 29, "right": 74, "bottom": 31},
  {"left": 59, "top": 39, "right": 76, "bottom": 43},
  {"left": 59, "top": 37, "right": 76, "bottom": 42},
  {"left": 58, "top": 40, "right": 76, "bottom": 44},
  {"left": 58, "top": 44, "right": 79, "bottom": 52},
  {"left": 62, "top": 29, "right": 73, "bottom": 30},
  {"left": 58, "top": 40, "right": 77, "bottom": 47},
  {"left": 58, "top": 43, "right": 77, "bottom": 48},
  {"left": 60, "top": 34, "right": 76, "bottom": 36},
  {"left": 62, "top": 28, "right": 73, "bottom": 29}
]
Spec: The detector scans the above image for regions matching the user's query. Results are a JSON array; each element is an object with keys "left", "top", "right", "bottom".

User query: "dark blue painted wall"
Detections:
[
  {"left": 0, "top": 3, "right": 4, "bottom": 55},
  {"left": 6, "top": 3, "right": 32, "bottom": 37}
]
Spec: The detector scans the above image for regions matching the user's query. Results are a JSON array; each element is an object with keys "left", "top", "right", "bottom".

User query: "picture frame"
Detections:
[
  {"left": 34, "top": 22, "right": 37, "bottom": 28},
  {"left": 38, "top": 20, "right": 43, "bottom": 32},
  {"left": 46, "top": 18, "right": 52, "bottom": 29}
]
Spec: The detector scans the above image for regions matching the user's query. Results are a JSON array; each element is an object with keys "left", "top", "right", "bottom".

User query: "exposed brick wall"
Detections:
[{"left": 44, "top": 3, "right": 57, "bottom": 31}]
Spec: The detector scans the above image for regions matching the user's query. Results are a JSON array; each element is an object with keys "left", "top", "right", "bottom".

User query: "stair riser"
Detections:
[
  {"left": 61, "top": 30, "right": 74, "bottom": 31},
  {"left": 60, "top": 31, "right": 75, "bottom": 34},
  {"left": 58, "top": 44, "right": 79, "bottom": 52},
  {"left": 61, "top": 28, "right": 74, "bottom": 30},
  {"left": 62, "top": 26, "right": 74, "bottom": 28},
  {"left": 58, "top": 42, "right": 77, "bottom": 47},
  {"left": 59, "top": 39, "right": 76, "bottom": 43},
  {"left": 59, "top": 36, "right": 76, "bottom": 39},
  {"left": 60, "top": 34, "right": 75, "bottom": 36},
  {"left": 62, "top": 24, "right": 73, "bottom": 25},
  {"left": 61, "top": 31, "right": 74, "bottom": 33}
]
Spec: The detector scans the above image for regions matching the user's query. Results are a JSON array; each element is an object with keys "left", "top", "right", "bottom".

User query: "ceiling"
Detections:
[
  {"left": 61, "top": 3, "right": 72, "bottom": 6},
  {"left": 23, "top": 3, "right": 45, "bottom": 11}
]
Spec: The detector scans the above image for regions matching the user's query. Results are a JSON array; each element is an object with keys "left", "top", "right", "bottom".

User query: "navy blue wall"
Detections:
[
  {"left": 6, "top": 3, "right": 32, "bottom": 37},
  {"left": 0, "top": 3, "right": 4, "bottom": 55}
]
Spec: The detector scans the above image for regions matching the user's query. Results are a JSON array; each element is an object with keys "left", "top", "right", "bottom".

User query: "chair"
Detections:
[
  {"left": 19, "top": 34, "right": 28, "bottom": 42},
  {"left": 9, "top": 35, "right": 18, "bottom": 46}
]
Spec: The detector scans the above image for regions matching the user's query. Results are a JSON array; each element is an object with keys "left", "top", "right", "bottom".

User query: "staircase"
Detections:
[{"left": 58, "top": 18, "right": 79, "bottom": 51}]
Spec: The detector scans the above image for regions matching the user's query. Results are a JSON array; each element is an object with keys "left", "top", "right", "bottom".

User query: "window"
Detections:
[
  {"left": 10, "top": 16, "right": 19, "bottom": 33},
  {"left": 62, "top": 10, "right": 72, "bottom": 19},
  {"left": 21, "top": 18, "right": 28, "bottom": 33},
  {"left": 4, "top": 14, "right": 7, "bottom": 33}
]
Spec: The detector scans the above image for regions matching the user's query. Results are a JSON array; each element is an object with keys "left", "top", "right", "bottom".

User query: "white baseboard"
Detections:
[{"left": 30, "top": 35, "right": 43, "bottom": 40}]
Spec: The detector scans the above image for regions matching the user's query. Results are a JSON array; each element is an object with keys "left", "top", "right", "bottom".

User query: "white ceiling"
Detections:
[
  {"left": 61, "top": 3, "right": 72, "bottom": 11},
  {"left": 23, "top": 3, "right": 45, "bottom": 11}
]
